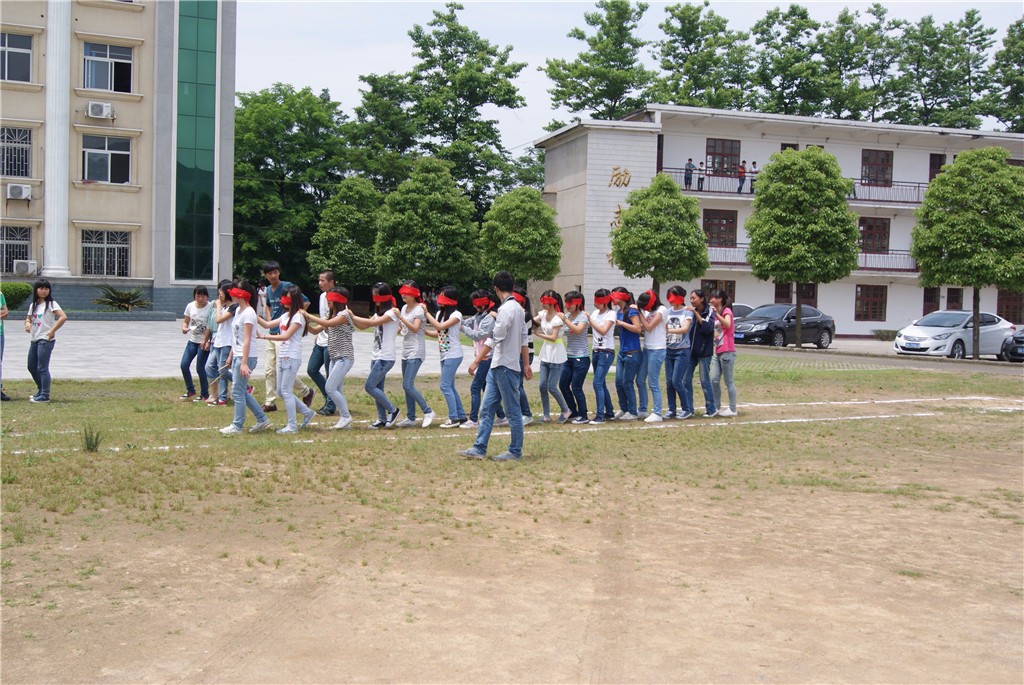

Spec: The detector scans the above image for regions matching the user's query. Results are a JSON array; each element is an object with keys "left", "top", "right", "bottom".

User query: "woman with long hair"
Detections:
[
  {"left": 709, "top": 289, "right": 738, "bottom": 417},
  {"left": 24, "top": 279, "right": 67, "bottom": 403},
  {"left": 424, "top": 286, "right": 468, "bottom": 428},
  {"left": 347, "top": 282, "right": 402, "bottom": 429},
  {"left": 558, "top": 290, "right": 590, "bottom": 424},
  {"left": 220, "top": 280, "right": 272, "bottom": 434},
  {"left": 394, "top": 280, "right": 435, "bottom": 428},
  {"left": 533, "top": 289, "right": 571, "bottom": 423},
  {"left": 304, "top": 287, "right": 356, "bottom": 430},
  {"left": 588, "top": 288, "right": 616, "bottom": 424},
  {"left": 257, "top": 285, "right": 316, "bottom": 433}
]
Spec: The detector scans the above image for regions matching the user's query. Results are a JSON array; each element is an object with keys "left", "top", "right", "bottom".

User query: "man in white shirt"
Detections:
[{"left": 458, "top": 271, "right": 532, "bottom": 461}]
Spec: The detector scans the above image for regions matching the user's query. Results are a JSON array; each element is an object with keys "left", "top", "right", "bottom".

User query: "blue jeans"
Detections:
[
  {"left": 560, "top": 356, "right": 590, "bottom": 420},
  {"left": 472, "top": 365, "right": 523, "bottom": 457},
  {"left": 232, "top": 357, "right": 268, "bottom": 429},
  {"left": 326, "top": 357, "right": 354, "bottom": 419},
  {"left": 440, "top": 357, "right": 467, "bottom": 421},
  {"left": 27, "top": 338, "right": 55, "bottom": 400},
  {"left": 518, "top": 352, "right": 533, "bottom": 417},
  {"left": 180, "top": 340, "right": 210, "bottom": 397},
  {"left": 205, "top": 345, "right": 231, "bottom": 402},
  {"left": 591, "top": 350, "right": 614, "bottom": 419},
  {"left": 279, "top": 356, "right": 315, "bottom": 429},
  {"left": 665, "top": 348, "right": 690, "bottom": 414},
  {"left": 636, "top": 350, "right": 648, "bottom": 413},
  {"left": 469, "top": 357, "right": 504, "bottom": 422},
  {"left": 684, "top": 354, "right": 715, "bottom": 415},
  {"left": 365, "top": 359, "right": 397, "bottom": 422},
  {"left": 538, "top": 361, "right": 568, "bottom": 417},
  {"left": 401, "top": 357, "right": 431, "bottom": 419},
  {"left": 711, "top": 351, "right": 737, "bottom": 412},
  {"left": 307, "top": 344, "right": 334, "bottom": 411},
  {"left": 615, "top": 350, "right": 641, "bottom": 414},
  {"left": 644, "top": 348, "right": 666, "bottom": 415}
]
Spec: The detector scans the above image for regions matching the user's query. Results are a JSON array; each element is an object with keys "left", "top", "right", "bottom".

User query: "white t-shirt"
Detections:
[
  {"left": 400, "top": 303, "right": 427, "bottom": 360},
  {"left": 537, "top": 310, "right": 567, "bottom": 364},
  {"left": 28, "top": 300, "right": 63, "bottom": 342},
  {"left": 436, "top": 309, "right": 464, "bottom": 361},
  {"left": 666, "top": 308, "right": 694, "bottom": 350},
  {"left": 183, "top": 301, "right": 212, "bottom": 344},
  {"left": 590, "top": 308, "right": 617, "bottom": 351},
  {"left": 315, "top": 292, "right": 330, "bottom": 347},
  {"left": 372, "top": 308, "right": 400, "bottom": 362},
  {"left": 642, "top": 305, "right": 668, "bottom": 350},
  {"left": 232, "top": 306, "right": 258, "bottom": 358},
  {"left": 213, "top": 305, "right": 235, "bottom": 349},
  {"left": 279, "top": 311, "right": 306, "bottom": 360}
]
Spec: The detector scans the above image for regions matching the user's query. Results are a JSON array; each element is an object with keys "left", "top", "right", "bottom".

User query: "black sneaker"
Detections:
[
  {"left": 385, "top": 407, "right": 401, "bottom": 428},
  {"left": 0, "top": 391, "right": 10, "bottom": 402},
  {"left": 369, "top": 419, "right": 385, "bottom": 429}
]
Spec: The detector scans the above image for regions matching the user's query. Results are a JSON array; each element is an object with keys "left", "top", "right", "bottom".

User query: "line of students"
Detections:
[{"left": 206, "top": 272, "right": 738, "bottom": 437}]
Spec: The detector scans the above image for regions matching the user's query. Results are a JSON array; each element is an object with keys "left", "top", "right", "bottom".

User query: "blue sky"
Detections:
[{"left": 235, "top": 1, "right": 1023, "bottom": 152}]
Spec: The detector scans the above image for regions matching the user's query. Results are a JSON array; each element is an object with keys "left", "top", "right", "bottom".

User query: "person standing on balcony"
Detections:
[
  {"left": 683, "top": 158, "right": 696, "bottom": 190},
  {"left": 737, "top": 160, "right": 747, "bottom": 193},
  {"left": 697, "top": 162, "right": 705, "bottom": 191},
  {"left": 749, "top": 162, "right": 759, "bottom": 194}
]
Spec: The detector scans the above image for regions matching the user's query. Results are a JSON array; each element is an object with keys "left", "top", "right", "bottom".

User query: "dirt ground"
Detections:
[{"left": 2, "top": 394, "right": 1022, "bottom": 683}]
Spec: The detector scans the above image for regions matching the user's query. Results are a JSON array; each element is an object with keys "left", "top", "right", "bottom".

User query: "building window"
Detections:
[
  {"left": 929, "top": 153, "right": 946, "bottom": 181},
  {"left": 855, "top": 284, "right": 887, "bottom": 321},
  {"left": 1, "top": 225, "right": 31, "bottom": 272},
  {"left": 997, "top": 289, "right": 1023, "bottom": 324},
  {"left": 923, "top": 287, "right": 940, "bottom": 316},
  {"left": 780, "top": 143, "right": 798, "bottom": 151},
  {"left": 82, "top": 230, "right": 130, "bottom": 277},
  {"left": 701, "top": 279, "right": 736, "bottom": 302},
  {"left": 82, "top": 135, "right": 130, "bottom": 184},
  {"left": 1, "top": 127, "right": 31, "bottom": 177},
  {"left": 858, "top": 217, "right": 890, "bottom": 254},
  {"left": 947, "top": 287, "right": 963, "bottom": 311},
  {"left": 775, "top": 282, "right": 817, "bottom": 306},
  {"left": 0, "top": 32, "right": 31, "bottom": 82},
  {"left": 774, "top": 282, "right": 791, "bottom": 304},
  {"left": 705, "top": 138, "right": 740, "bottom": 177},
  {"left": 83, "top": 42, "right": 133, "bottom": 93},
  {"left": 861, "top": 149, "right": 893, "bottom": 186},
  {"left": 1007, "top": 159, "right": 1024, "bottom": 168},
  {"left": 702, "top": 209, "right": 737, "bottom": 247}
]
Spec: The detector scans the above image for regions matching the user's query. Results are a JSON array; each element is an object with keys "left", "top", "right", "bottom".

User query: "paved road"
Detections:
[{"left": 1, "top": 320, "right": 1020, "bottom": 383}]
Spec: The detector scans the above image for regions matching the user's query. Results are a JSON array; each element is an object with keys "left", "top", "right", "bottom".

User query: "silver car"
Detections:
[{"left": 894, "top": 310, "right": 1016, "bottom": 359}]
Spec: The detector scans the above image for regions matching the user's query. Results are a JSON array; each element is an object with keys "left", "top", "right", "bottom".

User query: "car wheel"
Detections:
[
  {"left": 996, "top": 352, "right": 1006, "bottom": 362},
  {"left": 949, "top": 340, "right": 966, "bottom": 360},
  {"left": 816, "top": 329, "right": 832, "bottom": 349},
  {"left": 770, "top": 330, "right": 786, "bottom": 347}
]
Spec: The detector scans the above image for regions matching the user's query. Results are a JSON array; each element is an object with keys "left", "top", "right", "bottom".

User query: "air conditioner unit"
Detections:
[
  {"left": 87, "top": 101, "right": 113, "bottom": 119},
  {"left": 13, "top": 260, "right": 37, "bottom": 276},
  {"left": 6, "top": 184, "right": 31, "bottom": 200}
]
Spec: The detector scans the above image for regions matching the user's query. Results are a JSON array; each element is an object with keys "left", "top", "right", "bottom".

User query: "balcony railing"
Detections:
[
  {"left": 705, "top": 242, "right": 918, "bottom": 272},
  {"left": 662, "top": 167, "right": 929, "bottom": 204}
]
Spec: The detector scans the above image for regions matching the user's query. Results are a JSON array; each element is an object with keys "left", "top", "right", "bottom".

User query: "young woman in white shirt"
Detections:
[
  {"left": 636, "top": 289, "right": 668, "bottom": 423},
  {"left": 24, "top": 279, "right": 67, "bottom": 403},
  {"left": 589, "top": 289, "right": 617, "bottom": 424},
  {"left": 220, "top": 281, "right": 272, "bottom": 435},
  {"left": 257, "top": 285, "right": 316, "bottom": 433},
  {"left": 533, "top": 290, "right": 571, "bottom": 423},
  {"left": 394, "top": 280, "right": 435, "bottom": 428},
  {"left": 347, "top": 282, "right": 401, "bottom": 429},
  {"left": 424, "top": 286, "right": 467, "bottom": 428},
  {"left": 558, "top": 290, "right": 591, "bottom": 425}
]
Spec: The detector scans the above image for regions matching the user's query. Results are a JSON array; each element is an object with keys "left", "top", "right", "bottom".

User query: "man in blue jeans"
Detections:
[
  {"left": 307, "top": 270, "right": 336, "bottom": 416},
  {"left": 458, "top": 271, "right": 532, "bottom": 462}
]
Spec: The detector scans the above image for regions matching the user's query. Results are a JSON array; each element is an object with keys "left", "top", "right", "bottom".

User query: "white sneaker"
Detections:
[
  {"left": 717, "top": 408, "right": 737, "bottom": 417},
  {"left": 644, "top": 413, "right": 663, "bottom": 423},
  {"left": 618, "top": 412, "right": 638, "bottom": 421},
  {"left": 521, "top": 415, "right": 534, "bottom": 426},
  {"left": 440, "top": 420, "right": 461, "bottom": 429},
  {"left": 220, "top": 425, "right": 242, "bottom": 435},
  {"left": 331, "top": 416, "right": 353, "bottom": 430},
  {"left": 276, "top": 426, "right": 297, "bottom": 434},
  {"left": 460, "top": 419, "right": 478, "bottom": 429},
  {"left": 422, "top": 411, "right": 435, "bottom": 428},
  {"left": 249, "top": 420, "right": 273, "bottom": 434},
  {"left": 613, "top": 410, "right": 625, "bottom": 420},
  {"left": 494, "top": 418, "right": 509, "bottom": 427},
  {"left": 396, "top": 418, "right": 417, "bottom": 428}
]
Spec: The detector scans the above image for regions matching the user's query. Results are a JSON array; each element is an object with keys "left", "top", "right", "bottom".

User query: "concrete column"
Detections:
[{"left": 41, "top": 0, "right": 72, "bottom": 278}]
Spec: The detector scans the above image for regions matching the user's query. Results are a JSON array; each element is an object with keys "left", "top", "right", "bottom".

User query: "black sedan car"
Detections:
[
  {"left": 733, "top": 304, "right": 836, "bottom": 348},
  {"left": 1000, "top": 329, "right": 1024, "bottom": 362}
]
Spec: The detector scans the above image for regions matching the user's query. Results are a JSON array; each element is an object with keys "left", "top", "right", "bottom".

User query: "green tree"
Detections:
[
  {"left": 610, "top": 173, "right": 707, "bottom": 293},
  {"left": 374, "top": 157, "right": 480, "bottom": 286},
  {"left": 480, "top": 187, "right": 562, "bottom": 284},
  {"left": 912, "top": 147, "right": 1024, "bottom": 359},
  {"left": 307, "top": 177, "right": 383, "bottom": 288},
  {"left": 986, "top": 19, "right": 1024, "bottom": 133},
  {"left": 233, "top": 84, "right": 348, "bottom": 283},
  {"left": 860, "top": 4, "right": 906, "bottom": 122},
  {"left": 745, "top": 147, "right": 858, "bottom": 346},
  {"left": 346, "top": 73, "right": 419, "bottom": 192},
  {"left": 407, "top": 2, "right": 527, "bottom": 219},
  {"left": 750, "top": 5, "right": 824, "bottom": 116},
  {"left": 815, "top": 8, "right": 870, "bottom": 119},
  {"left": 543, "top": 0, "right": 656, "bottom": 120},
  {"left": 651, "top": 1, "right": 753, "bottom": 110}
]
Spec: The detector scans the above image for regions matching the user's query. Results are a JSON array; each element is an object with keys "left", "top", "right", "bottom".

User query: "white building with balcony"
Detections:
[{"left": 534, "top": 105, "right": 1024, "bottom": 336}]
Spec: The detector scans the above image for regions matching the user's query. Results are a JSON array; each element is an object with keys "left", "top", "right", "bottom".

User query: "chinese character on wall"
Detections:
[
  {"left": 610, "top": 203, "right": 624, "bottom": 229},
  {"left": 609, "top": 166, "right": 631, "bottom": 188}
]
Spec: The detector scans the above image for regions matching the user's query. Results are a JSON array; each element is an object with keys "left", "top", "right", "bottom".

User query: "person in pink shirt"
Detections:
[{"left": 709, "top": 289, "right": 737, "bottom": 417}]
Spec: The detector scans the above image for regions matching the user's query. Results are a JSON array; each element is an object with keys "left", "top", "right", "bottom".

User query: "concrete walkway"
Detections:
[{"left": 1, "top": 319, "right": 905, "bottom": 383}]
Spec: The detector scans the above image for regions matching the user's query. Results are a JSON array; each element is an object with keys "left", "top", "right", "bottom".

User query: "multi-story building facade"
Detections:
[
  {"left": 1, "top": 0, "right": 236, "bottom": 311},
  {"left": 535, "top": 105, "right": 1024, "bottom": 336}
]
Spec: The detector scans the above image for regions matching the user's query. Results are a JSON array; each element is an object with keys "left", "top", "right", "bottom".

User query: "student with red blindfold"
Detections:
[
  {"left": 259, "top": 261, "right": 313, "bottom": 414},
  {"left": 219, "top": 280, "right": 272, "bottom": 435},
  {"left": 511, "top": 285, "right": 535, "bottom": 426},
  {"left": 460, "top": 290, "right": 503, "bottom": 429},
  {"left": 304, "top": 287, "right": 355, "bottom": 430},
  {"left": 423, "top": 286, "right": 468, "bottom": 429},
  {"left": 664, "top": 285, "right": 694, "bottom": 419},
  {"left": 533, "top": 290, "right": 571, "bottom": 423},
  {"left": 611, "top": 287, "right": 642, "bottom": 421},
  {"left": 558, "top": 290, "right": 591, "bottom": 424},
  {"left": 347, "top": 282, "right": 401, "bottom": 428},
  {"left": 256, "top": 284, "right": 316, "bottom": 434},
  {"left": 588, "top": 288, "right": 617, "bottom": 424},
  {"left": 636, "top": 289, "right": 668, "bottom": 423},
  {"left": 393, "top": 280, "right": 436, "bottom": 429}
]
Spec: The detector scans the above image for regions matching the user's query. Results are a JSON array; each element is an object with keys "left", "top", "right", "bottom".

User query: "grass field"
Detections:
[{"left": 1, "top": 360, "right": 1022, "bottom": 682}]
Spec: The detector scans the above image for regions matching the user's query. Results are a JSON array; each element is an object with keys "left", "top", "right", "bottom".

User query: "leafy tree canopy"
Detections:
[
  {"left": 308, "top": 177, "right": 384, "bottom": 288},
  {"left": 346, "top": 73, "right": 419, "bottom": 192},
  {"left": 751, "top": 5, "right": 823, "bottom": 116},
  {"left": 480, "top": 187, "right": 562, "bottom": 284},
  {"left": 986, "top": 18, "right": 1024, "bottom": 133}
]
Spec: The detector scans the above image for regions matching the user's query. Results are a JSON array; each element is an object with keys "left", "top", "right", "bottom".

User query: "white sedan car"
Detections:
[{"left": 894, "top": 310, "right": 1016, "bottom": 359}]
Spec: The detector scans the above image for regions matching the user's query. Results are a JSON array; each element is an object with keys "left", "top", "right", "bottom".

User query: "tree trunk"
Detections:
[
  {"left": 652, "top": 276, "right": 661, "bottom": 295},
  {"left": 972, "top": 287, "right": 981, "bottom": 360}
]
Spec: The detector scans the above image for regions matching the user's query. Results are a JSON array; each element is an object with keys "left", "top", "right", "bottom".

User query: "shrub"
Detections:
[
  {"left": 82, "top": 425, "right": 103, "bottom": 453},
  {"left": 872, "top": 329, "right": 899, "bottom": 341},
  {"left": 1, "top": 281, "right": 33, "bottom": 310},
  {"left": 93, "top": 285, "right": 151, "bottom": 312}
]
